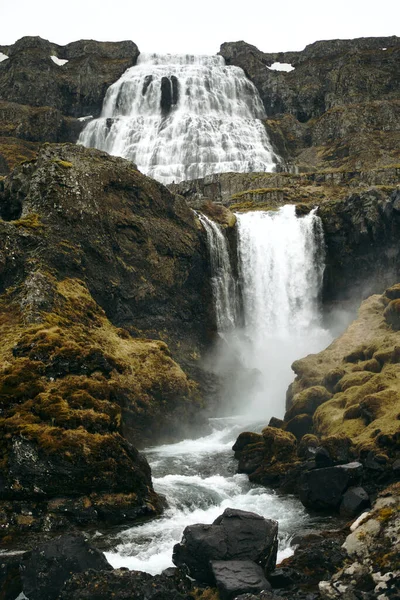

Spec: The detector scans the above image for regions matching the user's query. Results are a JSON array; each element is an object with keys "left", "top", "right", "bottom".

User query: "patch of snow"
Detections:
[
  {"left": 50, "top": 55, "right": 68, "bottom": 66},
  {"left": 0, "top": 52, "right": 9, "bottom": 62},
  {"left": 78, "top": 115, "right": 94, "bottom": 122},
  {"left": 268, "top": 62, "right": 295, "bottom": 72}
]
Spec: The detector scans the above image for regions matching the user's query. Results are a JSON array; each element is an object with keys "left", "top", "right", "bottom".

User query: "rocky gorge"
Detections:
[{"left": 0, "top": 33, "right": 399, "bottom": 600}]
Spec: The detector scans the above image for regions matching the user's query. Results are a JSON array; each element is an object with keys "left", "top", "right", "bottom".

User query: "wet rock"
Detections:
[
  {"left": 314, "top": 447, "right": 334, "bottom": 468},
  {"left": 267, "top": 567, "right": 299, "bottom": 589},
  {"left": 19, "top": 533, "right": 111, "bottom": 600},
  {"left": 268, "top": 417, "right": 284, "bottom": 429},
  {"left": 172, "top": 508, "right": 278, "bottom": 584},
  {"left": 0, "top": 551, "right": 26, "bottom": 600},
  {"left": 339, "top": 486, "right": 370, "bottom": 517},
  {"left": 211, "top": 560, "right": 271, "bottom": 600},
  {"left": 58, "top": 567, "right": 193, "bottom": 600},
  {"left": 291, "top": 529, "right": 325, "bottom": 546},
  {"left": 299, "top": 462, "right": 363, "bottom": 511}
]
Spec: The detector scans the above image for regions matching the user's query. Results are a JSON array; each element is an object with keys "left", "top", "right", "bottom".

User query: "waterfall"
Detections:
[
  {"left": 232, "top": 205, "right": 330, "bottom": 417},
  {"left": 197, "top": 213, "right": 238, "bottom": 332},
  {"left": 98, "top": 206, "right": 332, "bottom": 574},
  {"left": 79, "top": 53, "right": 278, "bottom": 184}
]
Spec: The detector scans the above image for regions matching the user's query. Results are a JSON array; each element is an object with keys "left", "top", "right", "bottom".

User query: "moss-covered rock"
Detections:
[
  {"left": 285, "top": 385, "right": 332, "bottom": 420},
  {"left": 0, "top": 143, "right": 214, "bottom": 538},
  {"left": 287, "top": 289, "right": 400, "bottom": 457}
]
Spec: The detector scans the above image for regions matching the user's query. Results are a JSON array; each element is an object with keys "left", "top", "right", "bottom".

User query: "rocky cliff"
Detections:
[
  {"left": 0, "top": 143, "right": 213, "bottom": 537},
  {"left": 0, "top": 36, "right": 139, "bottom": 173},
  {"left": 220, "top": 36, "right": 400, "bottom": 172}
]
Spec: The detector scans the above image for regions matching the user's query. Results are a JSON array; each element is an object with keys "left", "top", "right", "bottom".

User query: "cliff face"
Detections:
[
  {"left": 220, "top": 37, "right": 400, "bottom": 171},
  {"left": 0, "top": 144, "right": 213, "bottom": 537},
  {"left": 0, "top": 36, "right": 139, "bottom": 174}
]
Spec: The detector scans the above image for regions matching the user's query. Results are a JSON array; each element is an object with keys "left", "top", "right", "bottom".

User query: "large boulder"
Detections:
[
  {"left": 19, "top": 533, "right": 112, "bottom": 600},
  {"left": 299, "top": 462, "right": 363, "bottom": 511},
  {"left": 172, "top": 508, "right": 278, "bottom": 584}
]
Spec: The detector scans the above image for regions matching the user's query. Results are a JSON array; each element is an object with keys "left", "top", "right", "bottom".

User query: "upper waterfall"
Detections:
[{"left": 78, "top": 53, "right": 278, "bottom": 184}]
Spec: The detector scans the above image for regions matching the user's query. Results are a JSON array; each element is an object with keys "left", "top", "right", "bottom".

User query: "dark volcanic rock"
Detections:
[
  {"left": 0, "top": 551, "right": 26, "bottom": 599},
  {"left": 19, "top": 533, "right": 111, "bottom": 600},
  {"left": 211, "top": 560, "right": 271, "bottom": 600},
  {"left": 172, "top": 508, "right": 278, "bottom": 584},
  {"left": 219, "top": 37, "right": 400, "bottom": 121},
  {"left": 339, "top": 486, "right": 370, "bottom": 517},
  {"left": 0, "top": 36, "right": 139, "bottom": 118},
  {"left": 58, "top": 567, "right": 193, "bottom": 600},
  {"left": 299, "top": 462, "right": 363, "bottom": 511},
  {"left": 319, "top": 187, "right": 400, "bottom": 302}
]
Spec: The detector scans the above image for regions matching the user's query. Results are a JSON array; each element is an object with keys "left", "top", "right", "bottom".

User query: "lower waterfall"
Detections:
[
  {"left": 100, "top": 207, "right": 331, "bottom": 574},
  {"left": 232, "top": 205, "right": 329, "bottom": 417}
]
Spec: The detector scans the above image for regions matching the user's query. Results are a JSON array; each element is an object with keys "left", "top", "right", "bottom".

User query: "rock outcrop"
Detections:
[
  {"left": 0, "top": 36, "right": 139, "bottom": 173},
  {"left": 0, "top": 143, "right": 213, "bottom": 537},
  {"left": 220, "top": 37, "right": 400, "bottom": 172}
]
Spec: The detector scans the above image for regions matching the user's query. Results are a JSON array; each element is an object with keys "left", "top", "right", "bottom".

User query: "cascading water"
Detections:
[
  {"left": 99, "top": 207, "right": 332, "bottom": 575},
  {"left": 197, "top": 213, "right": 239, "bottom": 332},
  {"left": 78, "top": 53, "right": 278, "bottom": 184},
  {"left": 229, "top": 205, "right": 330, "bottom": 418}
]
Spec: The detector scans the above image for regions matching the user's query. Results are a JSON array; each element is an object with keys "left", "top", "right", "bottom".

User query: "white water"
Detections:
[
  {"left": 224, "top": 206, "right": 330, "bottom": 418},
  {"left": 79, "top": 53, "right": 278, "bottom": 184},
  {"left": 197, "top": 213, "right": 239, "bottom": 332},
  {"left": 100, "top": 207, "right": 332, "bottom": 575},
  {"left": 104, "top": 417, "right": 309, "bottom": 574}
]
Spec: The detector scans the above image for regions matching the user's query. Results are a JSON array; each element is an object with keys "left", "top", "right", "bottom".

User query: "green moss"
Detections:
[
  {"left": 285, "top": 385, "right": 332, "bottom": 420},
  {"left": 52, "top": 159, "right": 73, "bottom": 168},
  {"left": 11, "top": 213, "right": 43, "bottom": 229},
  {"left": 0, "top": 275, "right": 198, "bottom": 474}
]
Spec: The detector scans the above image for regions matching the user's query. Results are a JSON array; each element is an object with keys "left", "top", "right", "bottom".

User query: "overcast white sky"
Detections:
[{"left": 2, "top": 0, "right": 399, "bottom": 55}]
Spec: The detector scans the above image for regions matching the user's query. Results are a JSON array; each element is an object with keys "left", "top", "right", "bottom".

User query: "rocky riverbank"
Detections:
[{"left": 2, "top": 488, "right": 398, "bottom": 600}]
